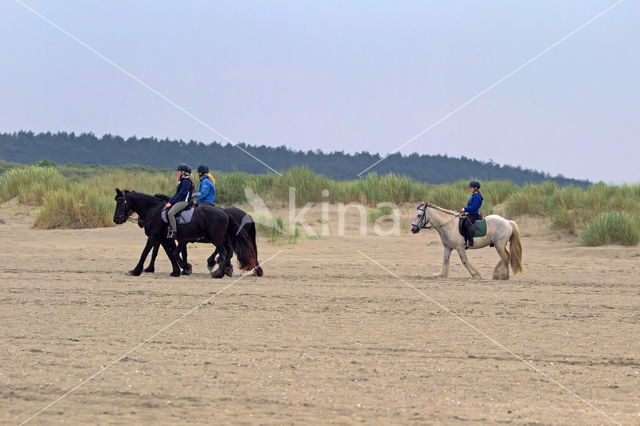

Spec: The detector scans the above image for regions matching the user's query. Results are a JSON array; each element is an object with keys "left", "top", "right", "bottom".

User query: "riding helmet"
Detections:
[
  {"left": 176, "top": 163, "right": 191, "bottom": 174},
  {"left": 469, "top": 180, "right": 481, "bottom": 189},
  {"left": 197, "top": 165, "right": 209, "bottom": 175}
]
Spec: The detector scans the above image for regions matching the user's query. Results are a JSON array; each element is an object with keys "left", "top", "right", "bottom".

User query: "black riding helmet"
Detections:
[
  {"left": 469, "top": 180, "right": 481, "bottom": 189},
  {"left": 197, "top": 165, "right": 209, "bottom": 175},
  {"left": 176, "top": 163, "right": 191, "bottom": 174}
]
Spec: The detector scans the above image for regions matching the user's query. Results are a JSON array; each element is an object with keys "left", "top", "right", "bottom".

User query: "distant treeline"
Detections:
[{"left": 0, "top": 131, "right": 589, "bottom": 186}]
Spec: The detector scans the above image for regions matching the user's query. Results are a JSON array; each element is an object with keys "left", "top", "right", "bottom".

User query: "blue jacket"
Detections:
[
  {"left": 464, "top": 193, "right": 483, "bottom": 215},
  {"left": 169, "top": 177, "right": 194, "bottom": 205},
  {"left": 194, "top": 176, "right": 216, "bottom": 204}
]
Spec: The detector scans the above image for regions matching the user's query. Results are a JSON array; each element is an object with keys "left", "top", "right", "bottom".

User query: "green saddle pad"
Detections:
[{"left": 473, "top": 219, "right": 487, "bottom": 237}]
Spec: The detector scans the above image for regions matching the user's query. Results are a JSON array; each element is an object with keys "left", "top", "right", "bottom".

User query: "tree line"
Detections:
[{"left": 0, "top": 131, "right": 589, "bottom": 186}]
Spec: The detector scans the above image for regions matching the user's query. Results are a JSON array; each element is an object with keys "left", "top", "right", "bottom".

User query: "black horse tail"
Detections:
[
  {"left": 227, "top": 215, "right": 258, "bottom": 271},
  {"left": 247, "top": 219, "right": 263, "bottom": 276}
]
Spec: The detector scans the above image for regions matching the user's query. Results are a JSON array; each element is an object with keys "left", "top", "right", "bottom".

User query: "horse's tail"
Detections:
[
  {"left": 227, "top": 214, "right": 258, "bottom": 271},
  {"left": 508, "top": 220, "right": 524, "bottom": 274},
  {"left": 247, "top": 219, "right": 263, "bottom": 276}
]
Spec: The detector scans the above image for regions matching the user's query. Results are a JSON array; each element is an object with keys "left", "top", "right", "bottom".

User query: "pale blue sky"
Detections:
[{"left": 1, "top": 0, "right": 637, "bottom": 182}]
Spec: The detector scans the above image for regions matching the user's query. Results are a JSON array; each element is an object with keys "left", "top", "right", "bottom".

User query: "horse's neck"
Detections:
[
  {"left": 428, "top": 207, "right": 457, "bottom": 230},
  {"left": 128, "top": 193, "right": 163, "bottom": 219}
]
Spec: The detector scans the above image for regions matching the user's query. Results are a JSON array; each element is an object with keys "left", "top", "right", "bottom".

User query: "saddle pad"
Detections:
[
  {"left": 161, "top": 207, "right": 195, "bottom": 225},
  {"left": 473, "top": 219, "right": 487, "bottom": 237}
]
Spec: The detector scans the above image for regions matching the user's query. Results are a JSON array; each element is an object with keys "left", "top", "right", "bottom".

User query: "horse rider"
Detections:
[
  {"left": 194, "top": 165, "right": 216, "bottom": 207},
  {"left": 165, "top": 163, "right": 195, "bottom": 239},
  {"left": 459, "top": 180, "right": 483, "bottom": 248}
]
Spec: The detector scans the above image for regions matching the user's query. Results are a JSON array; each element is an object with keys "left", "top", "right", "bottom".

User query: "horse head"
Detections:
[
  {"left": 411, "top": 202, "right": 428, "bottom": 234},
  {"left": 113, "top": 188, "right": 134, "bottom": 224}
]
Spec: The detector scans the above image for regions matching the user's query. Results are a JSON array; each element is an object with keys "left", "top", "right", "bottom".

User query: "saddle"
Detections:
[
  {"left": 458, "top": 216, "right": 487, "bottom": 238},
  {"left": 161, "top": 207, "right": 195, "bottom": 225}
]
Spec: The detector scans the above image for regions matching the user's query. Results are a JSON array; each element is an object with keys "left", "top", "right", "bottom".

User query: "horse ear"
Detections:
[{"left": 115, "top": 188, "right": 122, "bottom": 196}]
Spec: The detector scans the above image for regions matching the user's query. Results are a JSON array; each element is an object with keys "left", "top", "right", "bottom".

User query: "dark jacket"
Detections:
[
  {"left": 464, "top": 193, "right": 483, "bottom": 215},
  {"left": 168, "top": 178, "right": 194, "bottom": 205}
]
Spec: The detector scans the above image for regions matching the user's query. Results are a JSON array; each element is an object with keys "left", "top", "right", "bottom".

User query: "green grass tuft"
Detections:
[
  {"left": 0, "top": 166, "right": 68, "bottom": 205},
  {"left": 580, "top": 212, "right": 639, "bottom": 246}
]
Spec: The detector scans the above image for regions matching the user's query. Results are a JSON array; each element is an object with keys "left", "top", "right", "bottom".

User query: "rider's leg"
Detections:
[
  {"left": 466, "top": 214, "right": 480, "bottom": 247},
  {"left": 167, "top": 201, "right": 189, "bottom": 238}
]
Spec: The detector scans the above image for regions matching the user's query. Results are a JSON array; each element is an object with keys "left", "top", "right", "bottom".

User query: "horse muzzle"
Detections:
[
  {"left": 113, "top": 215, "right": 127, "bottom": 225},
  {"left": 410, "top": 225, "right": 420, "bottom": 234}
]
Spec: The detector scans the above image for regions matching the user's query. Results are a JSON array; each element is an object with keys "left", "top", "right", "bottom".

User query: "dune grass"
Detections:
[
  {"left": 2, "top": 163, "right": 639, "bottom": 246},
  {"left": 251, "top": 212, "right": 301, "bottom": 243},
  {"left": 581, "top": 212, "right": 640, "bottom": 246},
  {"left": 33, "top": 184, "right": 113, "bottom": 229},
  {"left": 0, "top": 167, "right": 68, "bottom": 205}
]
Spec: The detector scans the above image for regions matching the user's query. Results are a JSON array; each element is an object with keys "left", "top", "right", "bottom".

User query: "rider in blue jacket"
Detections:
[
  {"left": 459, "top": 181, "right": 483, "bottom": 248},
  {"left": 194, "top": 165, "right": 216, "bottom": 206}
]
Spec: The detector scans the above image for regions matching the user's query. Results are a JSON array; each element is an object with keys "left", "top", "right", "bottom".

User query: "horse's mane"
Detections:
[
  {"left": 426, "top": 203, "right": 459, "bottom": 216},
  {"left": 123, "top": 190, "right": 164, "bottom": 204}
]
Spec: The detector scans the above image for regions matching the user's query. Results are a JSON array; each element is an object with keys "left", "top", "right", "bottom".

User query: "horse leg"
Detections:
[
  {"left": 128, "top": 238, "right": 155, "bottom": 276},
  {"left": 433, "top": 247, "right": 452, "bottom": 278},
  {"left": 211, "top": 244, "right": 228, "bottom": 279},
  {"left": 177, "top": 242, "right": 192, "bottom": 275},
  {"left": 143, "top": 241, "right": 160, "bottom": 273},
  {"left": 223, "top": 240, "right": 234, "bottom": 277},
  {"left": 493, "top": 239, "right": 510, "bottom": 280},
  {"left": 171, "top": 241, "right": 190, "bottom": 272},
  {"left": 456, "top": 247, "right": 482, "bottom": 279},
  {"left": 182, "top": 244, "right": 192, "bottom": 275},
  {"left": 207, "top": 249, "right": 219, "bottom": 273},
  {"left": 161, "top": 239, "right": 181, "bottom": 277}
]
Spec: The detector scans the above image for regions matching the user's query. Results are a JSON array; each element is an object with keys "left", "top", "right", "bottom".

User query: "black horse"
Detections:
[
  {"left": 133, "top": 195, "right": 263, "bottom": 278},
  {"left": 113, "top": 189, "right": 258, "bottom": 278}
]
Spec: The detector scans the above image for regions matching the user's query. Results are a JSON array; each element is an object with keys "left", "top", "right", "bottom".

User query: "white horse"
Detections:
[{"left": 410, "top": 202, "right": 524, "bottom": 280}]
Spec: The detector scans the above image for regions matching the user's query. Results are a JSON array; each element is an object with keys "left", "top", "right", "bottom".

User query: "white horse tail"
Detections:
[{"left": 508, "top": 220, "right": 525, "bottom": 274}]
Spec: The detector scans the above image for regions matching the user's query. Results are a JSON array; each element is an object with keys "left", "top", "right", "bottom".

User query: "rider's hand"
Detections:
[
  {"left": 165, "top": 203, "right": 171, "bottom": 208},
  {"left": 459, "top": 208, "right": 465, "bottom": 213}
]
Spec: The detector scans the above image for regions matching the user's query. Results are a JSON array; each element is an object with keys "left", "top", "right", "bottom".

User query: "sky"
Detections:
[{"left": 0, "top": 0, "right": 637, "bottom": 183}]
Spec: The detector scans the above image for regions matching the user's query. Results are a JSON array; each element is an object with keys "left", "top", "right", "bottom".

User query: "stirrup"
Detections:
[{"left": 166, "top": 229, "right": 175, "bottom": 239}]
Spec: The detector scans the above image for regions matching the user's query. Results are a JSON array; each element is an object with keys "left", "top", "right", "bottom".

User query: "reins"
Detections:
[{"left": 418, "top": 203, "right": 460, "bottom": 230}]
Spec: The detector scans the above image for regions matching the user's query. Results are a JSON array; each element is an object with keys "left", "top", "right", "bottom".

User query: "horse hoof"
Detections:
[
  {"left": 207, "top": 262, "right": 217, "bottom": 273},
  {"left": 128, "top": 269, "right": 142, "bottom": 276},
  {"left": 224, "top": 266, "right": 233, "bottom": 277},
  {"left": 253, "top": 266, "right": 264, "bottom": 277},
  {"left": 170, "top": 271, "right": 181, "bottom": 277},
  {"left": 182, "top": 263, "right": 193, "bottom": 276},
  {"left": 143, "top": 267, "right": 154, "bottom": 273}
]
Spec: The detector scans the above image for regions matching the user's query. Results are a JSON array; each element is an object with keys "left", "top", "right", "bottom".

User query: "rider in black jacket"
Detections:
[{"left": 165, "top": 164, "right": 194, "bottom": 239}]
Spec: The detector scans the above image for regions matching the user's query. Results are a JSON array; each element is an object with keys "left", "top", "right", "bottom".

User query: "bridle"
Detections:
[
  {"left": 416, "top": 203, "right": 432, "bottom": 229},
  {"left": 115, "top": 194, "right": 135, "bottom": 223}
]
